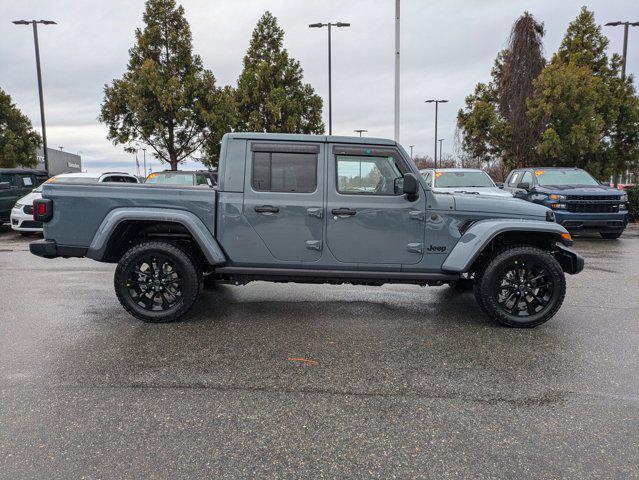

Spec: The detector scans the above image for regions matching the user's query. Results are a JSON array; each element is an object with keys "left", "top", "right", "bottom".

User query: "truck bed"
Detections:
[{"left": 42, "top": 183, "right": 216, "bottom": 249}]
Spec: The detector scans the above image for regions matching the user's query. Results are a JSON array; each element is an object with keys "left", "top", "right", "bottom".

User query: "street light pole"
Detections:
[
  {"left": 605, "top": 21, "right": 639, "bottom": 79},
  {"left": 13, "top": 19, "right": 56, "bottom": 173},
  {"left": 409, "top": 145, "right": 414, "bottom": 159},
  {"left": 354, "top": 129, "right": 367, "bottom": 137},
  {"left": 141, "top": 148, "right": 147, "bottom": 178},
  {"left": 394, "top": 0, "right": 400, "bottom": 142},
  {"left": 425, "top": 99, "right": 448, "bottom": 168},
  {"left": 438, "top": 139, "right": 444, "bottom": 165},
  {"left": 309, "top": 22, "right": 350, "bottom": 136}
]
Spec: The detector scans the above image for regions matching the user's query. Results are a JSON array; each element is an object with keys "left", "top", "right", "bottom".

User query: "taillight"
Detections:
[{"left": 33, "top": 199, "right": 53, "bottom": 222}]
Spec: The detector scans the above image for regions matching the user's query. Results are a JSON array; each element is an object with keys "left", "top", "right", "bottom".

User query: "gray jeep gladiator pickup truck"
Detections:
[{"left": 30, "top": 133, "right": 583, "bottom": 327}]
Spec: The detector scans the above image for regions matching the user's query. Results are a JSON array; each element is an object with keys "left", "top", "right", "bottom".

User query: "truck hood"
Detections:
[
  {"left": 535, "top": 185, "right": 621, "bottom": 196},
  {"left": 452, "top": 192, "right": 549, "bottom": 218},
  {"left": 15, "top": 190, "right": 42, "bottom": 206},
  {"left": 432, "top": 186, "right": 513, "bottom": 197}
]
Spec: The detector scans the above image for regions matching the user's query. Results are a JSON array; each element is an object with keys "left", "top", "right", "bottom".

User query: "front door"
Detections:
[
  {"left": 243, "top": 141, "right": 325, "bottom": 263},
  {"left": 326, "top": 144, "right": 426, "bottom": 265}
]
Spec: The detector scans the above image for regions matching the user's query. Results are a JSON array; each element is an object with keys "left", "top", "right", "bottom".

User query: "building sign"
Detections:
[{"left": 67, "top": 162, "right": 81, "bottom": 169}]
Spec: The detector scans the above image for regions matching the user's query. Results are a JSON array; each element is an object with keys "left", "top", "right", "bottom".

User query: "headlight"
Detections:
[
  {"left": 13, "top": 202, "right": 23, "bottom": 209},
  {"left": 530, "top": 193, "right": 548, "bottom": 201},
  {"left": 549, "top": 194, "right": 566, "bottom": 201},
  {"left": 620, "top": 193, "right": 628, "bottom": 202}
]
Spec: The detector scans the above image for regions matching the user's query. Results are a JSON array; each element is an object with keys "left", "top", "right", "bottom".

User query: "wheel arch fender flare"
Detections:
[
  {"left": 87, "top": 207, "right": 226, "bottom": 265},
  {"left": 441, "top": 219, "right": 571, "bottom": 273}
]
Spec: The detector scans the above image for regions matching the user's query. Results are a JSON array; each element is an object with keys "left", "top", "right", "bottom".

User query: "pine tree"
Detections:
[
  {"left": 529, "top": 7, "right": 639, "bottom": 178},
  {"left": 99, "top": 0, "right": 230, "bottom": 170},
  {"left": 235, "top": 12, "right": 324, "bottom": 134},
  {"left": 0, "top": 88, "right": 41, "bottom": 168}
]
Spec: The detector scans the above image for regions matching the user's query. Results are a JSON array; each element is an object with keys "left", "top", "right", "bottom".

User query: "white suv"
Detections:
[{"left": 11, "top": 172, "right": 139, "bottom": 234}]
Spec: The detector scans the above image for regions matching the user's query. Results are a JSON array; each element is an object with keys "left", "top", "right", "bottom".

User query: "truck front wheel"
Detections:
[
  {"left": 114, "top": 241, "right": 201, "bottom": 323},
  {"left": 474, "top": 246, "right": 566, "bottom": 328}
]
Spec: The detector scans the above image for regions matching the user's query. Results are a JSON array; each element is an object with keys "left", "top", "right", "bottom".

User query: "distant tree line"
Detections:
[
  {"left": 457, "top": 7, "right": 639, "bottom": 183},
  {"left": 99, "top": 0, "right": 323, "bottom": 171},
  {"left": 0, "top": 88, "right": 41, "bottom": 168}
]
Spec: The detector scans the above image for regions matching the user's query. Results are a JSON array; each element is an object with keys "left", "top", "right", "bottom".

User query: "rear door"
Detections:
[
  {"left": 325, "top": 144, "right": 426, "bottom": 265},
  {"left": 242, "top": 141, "right": 325, "bottom": 263}
]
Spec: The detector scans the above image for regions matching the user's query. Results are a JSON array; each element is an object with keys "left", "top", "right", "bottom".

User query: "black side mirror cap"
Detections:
[
  {"left": 495, "top": 182, "right": 504, "bottom": 189},
  {"left": 517, "top": 182, "right": 530, "bottom": 191},
  {"left": 403, "top": 173, "right": 419, "bottom": 201}
]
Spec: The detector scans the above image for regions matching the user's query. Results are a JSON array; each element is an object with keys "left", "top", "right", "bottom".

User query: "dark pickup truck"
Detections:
[
  {"left": 0, "top": 168, "right": 49, "bottom": 223},
  {"left": 504, "top": 167, "right": 629, "bottom": 238},
  {"left": 30, "top": 133, "right": 583, "bottom": 328}
]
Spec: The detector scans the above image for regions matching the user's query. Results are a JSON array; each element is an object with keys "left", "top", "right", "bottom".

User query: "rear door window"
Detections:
[
  {"left": 0, "top": 174, "right": 18, "bottom": 187},
  {"left": 252, "top": 151, "right": 317, "bottom": 193}
]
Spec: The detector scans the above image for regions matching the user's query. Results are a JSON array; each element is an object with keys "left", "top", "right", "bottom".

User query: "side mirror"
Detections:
[
  {"left": 402, "top": 173, "right": 419, "bottom": 201},
  {"left": 517, "top": 182, "right": 530, "bottom": 191},
  {"left": 0, "top": 182, "right": 10, "bottom": 190},
  {"left": 495, "top": 182, "right": 504, "bottom": 189}
]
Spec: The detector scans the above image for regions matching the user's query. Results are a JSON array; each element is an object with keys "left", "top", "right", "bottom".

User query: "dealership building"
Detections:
[{"left": 36, "top": 147, "right": 82, "bottom": 176}]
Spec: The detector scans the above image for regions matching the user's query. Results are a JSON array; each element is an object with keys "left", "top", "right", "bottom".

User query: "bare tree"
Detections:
[{"left": 498, "top": 12, "right": 545, "bottom": 167}]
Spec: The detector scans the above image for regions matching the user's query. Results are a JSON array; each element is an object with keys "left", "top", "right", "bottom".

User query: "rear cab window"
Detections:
[{"left": 251, "top": 147, "right": 317, "bottom": 193}]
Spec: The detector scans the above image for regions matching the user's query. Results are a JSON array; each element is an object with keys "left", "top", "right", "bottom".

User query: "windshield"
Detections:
[
  {"left": 434, "top": 171, "right": 495, "bottom": 188},
  {"left": 535, "top": 169, "right": 599, "bottom": 186},
  {"left": 145, "top": 172, "right": 194, "bottom": 185}
]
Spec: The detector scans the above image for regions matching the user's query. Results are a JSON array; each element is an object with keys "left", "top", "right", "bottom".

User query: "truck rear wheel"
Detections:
[
  {"left": 474, "top": 246, "right": 565, "bottom": 328},
  {"left": 114, "top": 241, "right": 201, "bottom": 323}
]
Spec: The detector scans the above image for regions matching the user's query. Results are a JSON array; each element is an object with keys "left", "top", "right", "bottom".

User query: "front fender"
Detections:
[
  {"left": 441, "top": 219, "right": 570, "bottom": 273},
  {"left": 86, "top": 207, "right": 226, "bottom": 265}
]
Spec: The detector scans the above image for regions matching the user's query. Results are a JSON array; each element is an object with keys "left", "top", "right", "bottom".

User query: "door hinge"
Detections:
[
  {"left": 307, "top": 207, "right": 323, "bottom": 219},
  {"left": 407, "top": 242, "right": 424, "bottom": 254},
  {"left": 409, "top": 210, "right": 425, "bottom": 221},
  {"left": 306, "top": 240, "right": 323, "bottom": 251}
]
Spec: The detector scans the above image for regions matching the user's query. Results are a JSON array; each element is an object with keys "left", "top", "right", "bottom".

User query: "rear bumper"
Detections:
[
  {"left": 29, "top": 239, "right": 87, "bottom": 259},
  {"left": 553, "top": 243, "right": 584, "bottom": 275},
  {"left": 554, "top": 211, "right": 628, "bottom": 231}
]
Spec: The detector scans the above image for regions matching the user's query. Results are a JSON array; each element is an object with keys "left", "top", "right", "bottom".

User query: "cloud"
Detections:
[{"left": 1, "top": 0, "right": 637, "bottom": 173}]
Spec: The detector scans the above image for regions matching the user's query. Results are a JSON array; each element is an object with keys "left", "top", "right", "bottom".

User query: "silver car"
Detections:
[{"left": 419, "top": 168, "right": 512, "bottom": 197}]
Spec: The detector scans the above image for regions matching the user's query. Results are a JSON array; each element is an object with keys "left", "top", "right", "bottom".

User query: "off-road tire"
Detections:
[
  {"left": 114, "top": 241, "right": 201, "bottom": 323},
  {"left": 600, "top": 231, "right": 623, "bottom": 239},
  {"left": 474, "top": 246, "right": 566, "bottom": 328}
]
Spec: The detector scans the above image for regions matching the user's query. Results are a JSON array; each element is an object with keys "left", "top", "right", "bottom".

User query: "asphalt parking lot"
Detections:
[{"left": 1, "top": 225, "right": 638, "bottom": 479}]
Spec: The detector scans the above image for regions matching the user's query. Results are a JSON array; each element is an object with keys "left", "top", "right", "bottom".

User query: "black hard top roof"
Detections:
[{"left": 0, "top": 168, "right": 48, "bottom": 174}]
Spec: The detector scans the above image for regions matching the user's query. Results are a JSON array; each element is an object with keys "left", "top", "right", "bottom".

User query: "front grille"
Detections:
[
  {"left": 566, "top": 203, "right": 619, "bottom": 213},
  {"left": 566, "top": 194, "right": 620, "bottom": 201},
  {"left": 23, "top": 204, "right": 33, "bottom": 215},
  {"left": 19, "top": 220, "right": 42, "bottom": 229}
]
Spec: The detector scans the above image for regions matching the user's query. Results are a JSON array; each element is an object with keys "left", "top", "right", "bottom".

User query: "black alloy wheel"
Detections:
[
  {"left": 114, "top": 241, "right": 201, "bottom": 323},
  {"left": 474, "top": 246, "right": 566, "bottom": 328},
  {"left": 125, "top": 254, "right": 183, "bottom": 311},
  {"left": 494, "top": 258, "right": 554, "bottom": 317}
]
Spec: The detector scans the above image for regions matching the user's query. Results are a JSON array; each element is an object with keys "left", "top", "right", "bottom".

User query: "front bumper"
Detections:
[
  {"left": 553, "top": 243, "right": 584, "bottom": 275},
  {"left": 553, "top": 210, "right": 628, "bottom": 231},
  {"left": 10, "top": 207, "right": 43, "bottom": 232}
]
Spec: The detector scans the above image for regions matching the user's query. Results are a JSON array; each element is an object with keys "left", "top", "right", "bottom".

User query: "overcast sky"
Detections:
[{"left": 1, "top": 0, "right": 637, "bottom": 174}]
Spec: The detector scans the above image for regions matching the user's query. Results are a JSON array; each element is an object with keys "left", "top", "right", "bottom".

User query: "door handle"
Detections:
[
  {"left": 331, "top": 208, "right": 356, "bottom": 217},
  {"left": 254, "top": 205, "right": 279, "bottom": 214}
]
